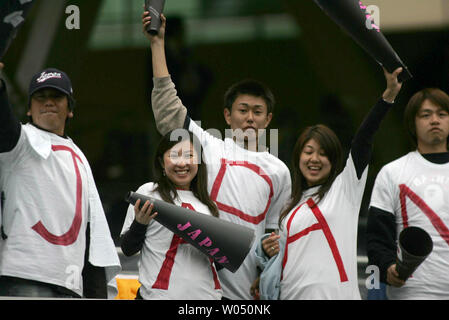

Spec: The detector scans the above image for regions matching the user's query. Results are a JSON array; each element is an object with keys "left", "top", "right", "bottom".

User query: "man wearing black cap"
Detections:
[
  {"left": 0, "top": 63, "right": 121, "bottom": 298},
  {"left": 26, "top": 68, "right": 75, "bottom": 136}
]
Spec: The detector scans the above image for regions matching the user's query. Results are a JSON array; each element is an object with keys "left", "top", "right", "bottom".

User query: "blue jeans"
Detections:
[
  {"left": 367, "top": 282, "right": 388, "bottom": 300},
  {"left": 0, "top": 276, "right": 79, "bottom": 298}
]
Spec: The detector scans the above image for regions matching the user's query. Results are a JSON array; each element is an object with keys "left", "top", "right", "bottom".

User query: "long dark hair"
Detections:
[
  {"left": 279, "top": 124, "right": 343, "bottom": 229},
  {"left": 153, "top": 130, "right": 219, "bottom": 218}
]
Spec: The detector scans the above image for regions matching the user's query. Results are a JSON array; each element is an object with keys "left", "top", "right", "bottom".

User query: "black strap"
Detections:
[
  {"left": 1, "top": 191, "right": 7, "bottom": 240},
  {"left": 0, "top": 80, "right": 21, "bottom": 153}
]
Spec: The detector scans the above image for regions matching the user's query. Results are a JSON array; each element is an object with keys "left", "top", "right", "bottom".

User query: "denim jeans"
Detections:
[{"left": 0, "top": 276, "right": 79, "bottom": 298}]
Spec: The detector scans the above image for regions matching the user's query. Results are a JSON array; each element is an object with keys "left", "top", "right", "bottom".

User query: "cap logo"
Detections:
[{"left": 36, "top": 71, "right": 62, "bottom": 83}]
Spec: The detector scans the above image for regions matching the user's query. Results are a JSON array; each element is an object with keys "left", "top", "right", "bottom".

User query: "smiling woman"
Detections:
[
  {"left": 162, "top": 138, "right": 199, "bottom": 190},
  {"left": 256, "top": 67, "right": 404, "bottom": 300},
  {"left": 120, "top": 130, "right": 222, "bottom": 300},
  {"left": 298, "top": 127, "right": 339, "bottom": 188}
]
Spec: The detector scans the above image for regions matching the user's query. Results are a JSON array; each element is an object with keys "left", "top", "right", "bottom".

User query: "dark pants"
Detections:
[
  {"left": 135, "top": 287, "right": 143, "bottom": 300},
  {"left": 0, "top": 276, "right": 80, "bottom": 298}
]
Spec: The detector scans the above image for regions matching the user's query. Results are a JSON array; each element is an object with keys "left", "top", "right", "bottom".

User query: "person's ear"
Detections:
[
  {"left": 159, "top": 157, "right": 164, "bottom": 169},
  {"left": 264, "top": 112, "right": 273, "bottom": 128},
  {"left": 224, "top": 108, "right": 232, "bottom": 126}
]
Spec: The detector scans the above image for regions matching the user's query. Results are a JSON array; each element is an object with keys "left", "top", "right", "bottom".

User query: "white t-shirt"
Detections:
[
  {"left": 280, "top": 154, "right": 367, "bottom": 300},
  {"left": 121, "top": 182, "right": 222, "bottom": 300},
  {"left": 0, "top": 124, "right": 91, "bottom": 296},
  {"left": 370, "top": 151, "right": 449, "bottom": 299},
  {"left": 185, "top": 120, "right": 291, "bottom": 300}
]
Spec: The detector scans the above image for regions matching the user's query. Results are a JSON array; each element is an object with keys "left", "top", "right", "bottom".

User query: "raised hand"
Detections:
[
  {"left": 142, "top": 10, "right": 166, "bottom": 44},
  {"left": 382, "top": 67, "right": 403, "bottom": 103}
]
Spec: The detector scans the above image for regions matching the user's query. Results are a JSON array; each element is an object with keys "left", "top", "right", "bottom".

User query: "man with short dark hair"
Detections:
[
  {"left": 0, "top": 63, "right": 121, "bottom": 298},
  {"left": 367, "top": 87, "right": 449, "bottom": 299}
]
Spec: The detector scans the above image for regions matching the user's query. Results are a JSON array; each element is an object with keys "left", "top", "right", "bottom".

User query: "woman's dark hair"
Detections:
[
  {"left": 223, "top": 79, "right": 275, "bottom": 114},
  {"left": 153, "top": 129, "right": 219, "bottom": 218},
  {"left": 404, "top": 88, "right": 449, "bottom": 148},
  {"left": 279, "top": 124, "right": 343, "bottom": 229}
]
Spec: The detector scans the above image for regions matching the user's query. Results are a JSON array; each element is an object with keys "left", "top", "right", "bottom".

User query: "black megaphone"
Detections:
[
  {"left": 313, "top": 0, "right": 412, "bottom": 82},
  {"left": 126, "top": 191, "right": 255, "bottom": 273},
  {"left": 144, "top": 0, "right": 165, "bottom": 35},
  {"left": 0, "top": 0, "right": 36, "bottom": 59},
  {"left": 396, "top": 226, "right": 433, "bottom": 281}
]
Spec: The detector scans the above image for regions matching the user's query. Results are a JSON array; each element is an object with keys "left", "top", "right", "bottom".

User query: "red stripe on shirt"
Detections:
[
  {"left": 152, "top": 235, "right": 186, "bottom": 290},
  {"left": 31, "top": 145, "right": 83, "bottom": 246},
  {"left": 282, "top": 198, "right": 348, "bottom": 283},
  {"left": 210, "top": 158, "right": 274, "bottom": 225},
  {"left": 399, "top": 184, "right": 449, "bottom": 245}
]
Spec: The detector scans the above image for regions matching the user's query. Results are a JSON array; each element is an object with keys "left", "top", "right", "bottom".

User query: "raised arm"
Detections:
[
  {"left": 350, "top": 67, "right": 403, "bottom": 178},
  {"left": 0, "top": 62, "right": 21, "bottom": 153},
  {"left": 143, "top": 12, "right": 188, "bottom": 135},
  {"left": 142, "top": 12, "right": 168, "bottom": 79}
]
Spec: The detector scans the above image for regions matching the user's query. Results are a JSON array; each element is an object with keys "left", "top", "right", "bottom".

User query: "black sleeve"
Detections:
[
  {"left": 366, "top": 206, "right": 397, "bottom": 283},
  {"left": 82, "top": 223, "right": 107, "bottom": 298},
  {"left": 0, "top": 80, "right": 21, "bottom": 153},
  {"left": 120, "top": 219, "right": 148, "bottom": 256},
  {"left": 350, "top": 99, "right": 392, "bottom": 179}
]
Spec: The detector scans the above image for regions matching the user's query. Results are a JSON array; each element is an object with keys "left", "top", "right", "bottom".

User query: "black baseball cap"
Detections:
[
  {"left": 28, "top": 68, "right": 74, "bottom": 110},
  {"left": 28, "top": 68, "right": 73, "bottom": 98}
]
